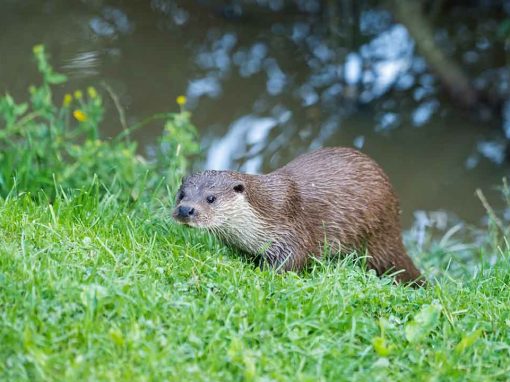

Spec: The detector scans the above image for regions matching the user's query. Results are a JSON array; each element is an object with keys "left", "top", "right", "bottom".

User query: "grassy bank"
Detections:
[
  {"left": 1, "top": 48, "right": 510, "bottom": 381},
  {"left": 1, "top": 191, "right": 510, "bottom": 381}
]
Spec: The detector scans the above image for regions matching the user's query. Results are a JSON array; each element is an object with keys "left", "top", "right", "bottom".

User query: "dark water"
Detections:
[{"left": 1, "top": 0, "right": 509, "bottom": 235}]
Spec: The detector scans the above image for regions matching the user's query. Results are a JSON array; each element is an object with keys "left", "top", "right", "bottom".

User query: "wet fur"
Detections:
[{"left": 175, "top": 147, "right": 423, "bottom": 285}]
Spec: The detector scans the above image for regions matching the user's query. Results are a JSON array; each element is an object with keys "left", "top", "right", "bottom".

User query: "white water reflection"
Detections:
[
  {"left": 264, "top": 58, "right": 287, "bottom": 95},
  {"left": 63, "top": 51, "right": 101, "bottom": 77},
  {"left": 410, "top": 210, "right": 450, "bottom": 251},
  {"left": 477, "top": 140, "right": 506, "bottom": 165},
  {"left": 89, "top": 7, "right": 132, "bottom": 38},
  {"left": 376, "top": 112, "right": 400, "bottom": 132},
  {"left": 359, "top": 25, "right": 414, "bottom": 102},
  {"left": 412, "top": 99, "right": 439, "bottom": 127},
  {"left": 196, "top": 33, "right": 237, "bottom": 75},
  {"left": 360, "top": 8, "right": 392, "bottom": 35},
  {"left": 344, "top": 53, "right": 362, "bottom": 85},
  {"left": 291, "top": 22, "right": 310, "bottom": 43},
  {"left": 298, "top": 84, "right": 319, "bottom": 106},
  {"left": 234, "top": 43, "right": 268, "bottom": 77},
  {"left": 353, "top": 135, "right": 365, "bottom": 149},
  {"left": 187, "top": 76, "right": 222, "bottom": 103},
  {"left": 151, "top": 0, "right": 189, "bottom": 25},
  {"left": 310, "top": 116, "right": 340, "bottom": 149},
  {"left": 206, "top": 115, "right": 278, "bottom": 172}
]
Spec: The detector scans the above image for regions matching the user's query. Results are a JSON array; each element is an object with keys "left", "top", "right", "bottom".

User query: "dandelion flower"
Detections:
[
  {"left": 87, "top": 86, "right": 97, "bottom": 99},
  {"left": 32, "top": 44, "right": 44, "bottom": 55},
  {"left": 73, "top": 109, "right": 88, "bottom": 122},
  {"left": 63, "top": 94, "right": 73, "bottom": 107},
  {"left": 74, "top": 90, "right": 83, "bottom": 100},
  {"left": 176, "top": 95, "right": 187, "bottom": 106}
]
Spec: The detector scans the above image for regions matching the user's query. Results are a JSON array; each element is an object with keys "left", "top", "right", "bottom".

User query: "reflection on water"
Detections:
[
  {"left": 0, "top": 0, "right": 509, "bottom": 235},
  {"left": 89, "top": 6, "right": 132, "bottom": 37},
  {"left": 62, "top": 50, "right": 101, "bottom": 77}
]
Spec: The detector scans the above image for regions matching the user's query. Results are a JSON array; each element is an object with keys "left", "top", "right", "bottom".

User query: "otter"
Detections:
[{"left": 173, "top": 147, "right": 423, "bottom": 285}]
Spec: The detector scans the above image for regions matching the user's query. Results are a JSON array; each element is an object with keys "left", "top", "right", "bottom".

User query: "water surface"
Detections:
[{"left": 1, "top": 0, "right": 509, "bottom": 233}]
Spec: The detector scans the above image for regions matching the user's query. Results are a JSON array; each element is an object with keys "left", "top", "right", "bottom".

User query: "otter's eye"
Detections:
[
  {"left": 206, "top": 195, "right": 216, "bottom": 204},
  {"left": 178, "top": 191, "right": 185, "bottom": 200}
]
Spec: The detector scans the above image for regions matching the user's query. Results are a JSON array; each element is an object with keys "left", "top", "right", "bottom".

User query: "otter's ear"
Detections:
[{"left": 233, "top": 183, "right": 245, "bottom": 193}]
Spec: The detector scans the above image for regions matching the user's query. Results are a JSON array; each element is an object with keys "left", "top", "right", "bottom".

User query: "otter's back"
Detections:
[{"left": 275, "top": 147, "right": 400, "bottom": 246}]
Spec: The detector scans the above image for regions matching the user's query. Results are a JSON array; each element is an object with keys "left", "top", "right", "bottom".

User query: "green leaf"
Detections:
[
  {"left": 405, "top": 302, "right": 442, "bottom": 343},
  {"left": 14, "top": 102, "right": 28, "bottom": 116},
  {"left": 372, "top": 336, "right": 393, "bottom": 356},
  {"left": 455, "top": 329, "right": 482, "bottom": 353},
  {"left": 0, "top": 94, "right": 28, "bottom": 128},
  {"left": 80, "top": 283, "right": 108, "bottom": 308},
  {"left": 109, "top": 327, "right": 125, "bottom": 347},
  {"left": 46, "top": 72, "right": 68, "bottom": 85}
]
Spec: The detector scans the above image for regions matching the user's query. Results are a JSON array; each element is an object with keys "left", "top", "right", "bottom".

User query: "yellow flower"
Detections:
[
  {"left": 87, "top": 86, "right": 97, "bottom": 99},
  {"left": 74, "top": 90, "right": 83, "bottom": 100},
  {"left": 176, "top": 95, "right": 187, "bottom": 106},
  {"left": 63, "top": 94, "right": 73, "bottom": 107},
  {"left": 32, "top": 44, "right": 44, "bottom": 55},
  {"left": 73, "top": 109, "right": 88, "bottom": 122}
]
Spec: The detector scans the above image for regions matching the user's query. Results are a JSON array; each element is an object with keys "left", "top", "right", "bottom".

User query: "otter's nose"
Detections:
[{"left": 178, "top": 206, "right": 195, "bottom": 217}]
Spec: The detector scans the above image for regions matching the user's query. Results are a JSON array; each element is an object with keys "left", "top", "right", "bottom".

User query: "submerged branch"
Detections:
[{"left": 392, "top": 0, "right": 479, "bottom": 108}]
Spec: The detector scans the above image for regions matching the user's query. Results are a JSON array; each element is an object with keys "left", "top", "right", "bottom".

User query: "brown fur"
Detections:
[{"left": 173, "top": 147, "right": 424, "bottom": 285}]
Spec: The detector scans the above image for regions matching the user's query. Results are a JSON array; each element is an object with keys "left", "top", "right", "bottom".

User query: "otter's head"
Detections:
[{"left": 172, "top": 170, "right": 246, "bottom": 229}]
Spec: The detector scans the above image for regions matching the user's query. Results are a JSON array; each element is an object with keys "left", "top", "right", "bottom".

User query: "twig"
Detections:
[
  {"left": 113, "top": 113, "right": 172, "bottom": 143},
  {"left": 12, "top": 111, "right": 41, "bottom": 129},
  {"left": 476, "top": 188, "right": 505, "bottom": 233},
  {"left": 101, "top": 82, "right": 129, "bottom": 137}
]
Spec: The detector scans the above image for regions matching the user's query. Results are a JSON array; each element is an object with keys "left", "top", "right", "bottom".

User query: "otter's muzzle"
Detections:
[
  {"left": 173, "top": 205, "right": 196, "bottom": 224},
  {"left": 177, "top": 205, "right": 195, "bottom": 217}
]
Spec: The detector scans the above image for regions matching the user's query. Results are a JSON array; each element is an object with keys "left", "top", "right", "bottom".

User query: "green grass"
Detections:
[
  {"left": 1, "top": 188, "right": 509, "bottom": 381},
  {"left": 1, "top": 46, "right": 510, "bottom": 381}
]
